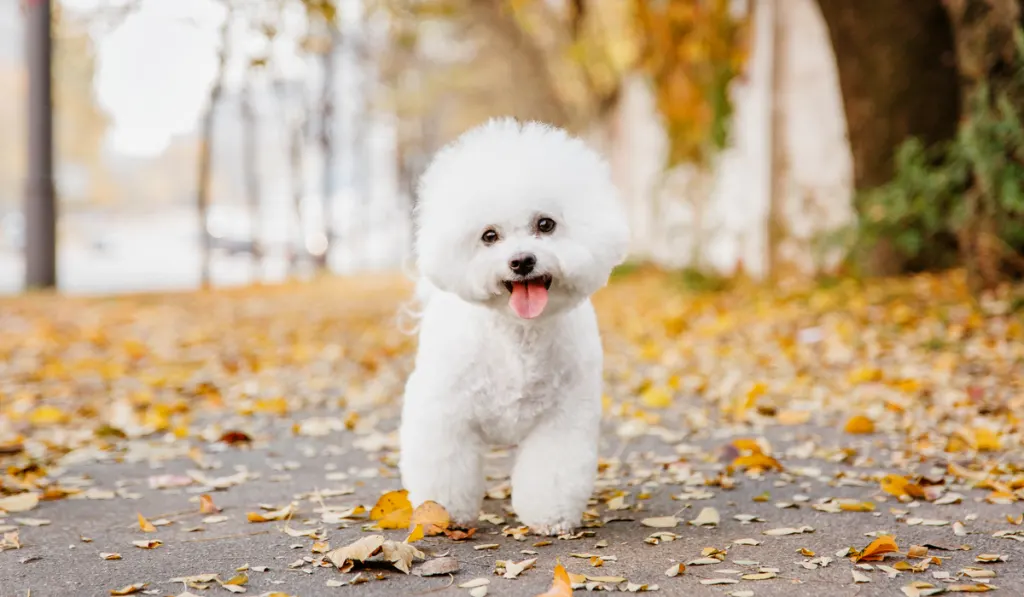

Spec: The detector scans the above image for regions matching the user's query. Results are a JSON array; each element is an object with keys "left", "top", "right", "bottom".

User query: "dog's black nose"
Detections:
[{"left": 508, "top": 253, "right": 536, "bottom": 276}]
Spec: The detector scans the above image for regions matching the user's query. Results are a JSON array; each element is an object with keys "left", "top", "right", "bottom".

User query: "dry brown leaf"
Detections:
[
  {"left": 641, "top": 516, "right": 679, "bottom": 528},
  {"left": 409, "top": 500, "right": 450, "bottom": 535},
  {"left": 100, "top": 552, "right": 122, "bottom": 560},
  {"left": 199, "top": 494, "right": 220, "bottom": 514},
  {"left": 132, "top": 539, "right": 163, "bottom": 549},
  {"left": 415, "top": 556, "right": 460, "bottom": 577},
  {"left": 326, "top": 534, "right": 386, "bottom": 572}
]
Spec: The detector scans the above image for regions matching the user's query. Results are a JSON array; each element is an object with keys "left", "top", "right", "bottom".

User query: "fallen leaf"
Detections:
[
  {"left": 218, "top": 430, "right": 252, "bottom": 445},
  {"left": 0, "top": 493, "right": 39, "bottom": 513},
  {"left": 908, "top": 545, "right": 929, "bottom": 558},
  {"left": 247, "top": 503, "right": 294, "bottom": 523},
  {"left": 137, "top": 513, "right": 157, "bottom": 533},
  {"left": 852, "top": 570, "right": 871, "bottom": 583},
  {"left": 844, "top": 415, "right": 875, "bottom": 434},
  {"left": 534, "top": 561, "right": 572, "bottom": 597},
  {"left": 855, "top": 535, "right": 898, "bottom": 563},
  {"left": 132, "top": 539, "right": 163, "bottom": 549},
  {"left": 881, "top": 475, "right": 925, "bottom": 500},
  {"left": 641, "top": 516, "right": 679, "bottom": 528},
  {"left": 415, "top": 556, "right": 459, "bottom": 577},
  {"left": 326, "top": 535, "right": 386, "bottom": 572},
  {"left": 199, "top": 494, "right": 220, "bottom": 514},
  {"left": 459, "top": 578, "right": 490, "bottom": 589},
  {"left": 405, "top": 524, "right": 425, "bottom": 543},
  {"left": 700, "top": 578, "right": 739, "bottom": 585},
  {"left": 409, "top": 500, "right": 450, "bottom": 535},
  {"left": 100, "top": 552, "right": 122, "bottom": 560},
  {"left": 110, "top": 583, "right": 148, "bottom": 595},
  {"left": 762, "top": 526, "right": 814, "bottom": 536},
  {"left": 664, "top": 563, "right": 685, "bottom": 577},
  {"left": 503, "top": 558, "right": 537, "bottom": 579},
  {"left": 370, "top": 490, "right": 413, "bottom": 530},
  {"left": 690, "top": 507, "right": 720, "bottom": 527}
]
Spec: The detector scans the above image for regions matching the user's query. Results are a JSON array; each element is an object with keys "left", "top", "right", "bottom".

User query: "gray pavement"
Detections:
[{"left": 3, "top": 408, "right": 1022, "bottom": 597}]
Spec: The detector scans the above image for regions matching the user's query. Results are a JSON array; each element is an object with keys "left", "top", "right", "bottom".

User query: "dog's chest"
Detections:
[{"left": 471, "top": 332, "right": 573, "bottom": 445}]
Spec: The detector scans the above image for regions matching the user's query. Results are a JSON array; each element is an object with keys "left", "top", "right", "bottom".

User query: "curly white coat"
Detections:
[{"left": 398, "top": 118, "right": 630, "bottom": 535}]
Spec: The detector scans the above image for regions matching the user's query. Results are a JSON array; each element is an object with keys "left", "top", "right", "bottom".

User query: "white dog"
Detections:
[{"left": 398, "top": 118, "right": 630, "bottom": 536}]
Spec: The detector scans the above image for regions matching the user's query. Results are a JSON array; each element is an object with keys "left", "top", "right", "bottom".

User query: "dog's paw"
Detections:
[{"left": 529, "top": 520, "right": 575, "bottom": 537}]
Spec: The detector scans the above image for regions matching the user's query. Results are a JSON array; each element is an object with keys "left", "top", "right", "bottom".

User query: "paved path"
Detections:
[{"left": 1, "top": 273, "right": 1022, "bottom": 596}]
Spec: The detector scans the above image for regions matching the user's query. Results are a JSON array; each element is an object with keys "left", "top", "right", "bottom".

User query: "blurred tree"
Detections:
[
  {"left": 196, "top": 0, "right": 234, "bottom": 288},
  {"left": 633, "top": 0, "right": 750, "bottom": 167},
  {"left": 816, "top": 0, "right": 962, "bottom": 275},
  {"left": 53, "top": 9, "right": 114, "bottom": 204},
  {"left": 303, "top": 0, "right": 340, "bottom": 271},
  {"left": 379, "top": 1, "right": 748, "bottom": 169}
]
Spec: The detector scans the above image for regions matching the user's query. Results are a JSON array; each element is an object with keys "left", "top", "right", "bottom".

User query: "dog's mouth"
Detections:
[
  {"left": 503, "top": 274, "right": 552, "bottom": 319},
  {"left": 502, "top": 273, "right": 552, "bottom": 294}
]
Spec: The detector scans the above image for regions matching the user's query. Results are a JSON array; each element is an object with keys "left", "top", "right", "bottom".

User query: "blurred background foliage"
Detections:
[{"left": 2, "top": 0, "right": 1024, "bottom": 295}]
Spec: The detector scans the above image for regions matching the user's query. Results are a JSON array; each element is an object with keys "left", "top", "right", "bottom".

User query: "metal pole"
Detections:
[{"left": 25, "top": 0, "right": 57, "bottom": 289}]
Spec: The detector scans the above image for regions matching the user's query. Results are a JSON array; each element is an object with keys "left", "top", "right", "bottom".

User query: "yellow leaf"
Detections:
[
  {"left": 253, "top": 397, "right": 289, "bottom": 416},
  {"left": 844, "top": 415, "right": 875, "bottom": 434},
  {"left": 533, "top": 561, "right": 572, "bottom": 597},
  {"left": 28, "top": 405, "right": 68, "bottom": 426},
  {"left": 972, "top": 428, "right": 1001, "bottom": 452},
  {"left": 409, "top": 500, "right": 450, "bottom": 535},
  {"left": 370, "top": 490, "right": 413, "bottom": 530},
  {"left": 880, "top": 475, "right": 925, "bottom": 499},
  {"left": 853, "top": 535, "right": 898, "bottom": 562},
  {"left": 137, "top": 513, "right": 157, "bottom": 533},
  {"left": 640, "top": 386, "right": 672, "bottom": 409},
  {"left": 839, "top": 501, "right": 876, "bottom": 512},
  {"left": 732, "top": 453, "right": 783, "bottom": 472},
  {"left": 247, "top": 503, "right": 295, "bottom": 523},
  {"left": 404, "top": 524, "right": 425, "bottom": 544}
]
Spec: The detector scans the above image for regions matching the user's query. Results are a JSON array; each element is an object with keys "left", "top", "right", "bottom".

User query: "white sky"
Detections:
[{"left": 61, "top": 0, "right": 312, "bottom": 158}]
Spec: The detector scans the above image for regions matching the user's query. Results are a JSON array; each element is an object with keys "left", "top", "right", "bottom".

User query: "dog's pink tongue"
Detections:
[{"left": 509, "top": 280, "right": 549, "bottom": 319}]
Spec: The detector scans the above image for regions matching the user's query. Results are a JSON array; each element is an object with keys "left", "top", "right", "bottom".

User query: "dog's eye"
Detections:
[
  {"left": 536, "top": 217, "right": 556, "bottom": 234},
  {"left": 481, "top": 229, "right": 499, "bottom": 245}
]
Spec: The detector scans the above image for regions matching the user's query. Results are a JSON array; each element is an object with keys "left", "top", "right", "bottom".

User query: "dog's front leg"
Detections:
[
  {"left": 511, "top": 396, "right": 600, "bottom": 536},
  {"left": 398, "top": 393, "right": 485, "bottom": 527}
]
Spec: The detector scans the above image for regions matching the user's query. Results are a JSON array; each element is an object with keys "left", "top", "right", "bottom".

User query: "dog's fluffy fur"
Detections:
[{"left": 398, "top": 118, "right": 630, "bottom": 535}]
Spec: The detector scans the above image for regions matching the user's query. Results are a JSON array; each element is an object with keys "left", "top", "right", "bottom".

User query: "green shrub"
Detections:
[{"left": 856, "top": 29, "right": 1024, "bottom": 286}]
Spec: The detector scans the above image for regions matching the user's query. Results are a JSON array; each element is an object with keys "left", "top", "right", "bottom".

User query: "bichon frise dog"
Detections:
[{"left": 398, "top": 118, "right": 630, "bottom": 536}]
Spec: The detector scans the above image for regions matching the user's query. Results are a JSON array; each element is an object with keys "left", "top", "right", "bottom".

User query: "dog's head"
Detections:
[{"left": 415, "top": 118, "right": 630, "bottom": 320}]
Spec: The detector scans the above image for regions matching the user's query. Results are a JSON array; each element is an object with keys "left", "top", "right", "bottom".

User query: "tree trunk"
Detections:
[
  {"left": 25, "top": 0, "right": 56, "bottom": 290},
  {"left": 196, "top": 3, "right": 232, "bottom": 289},
  {"left": 816, "top": 0, "right": 962, "bottom": 275},
  {"left": 317, "top": 27, "right": 340, "bottom": 272},
  {"left": 240, "top": 77, "right": 262, "bottom": 282}
]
